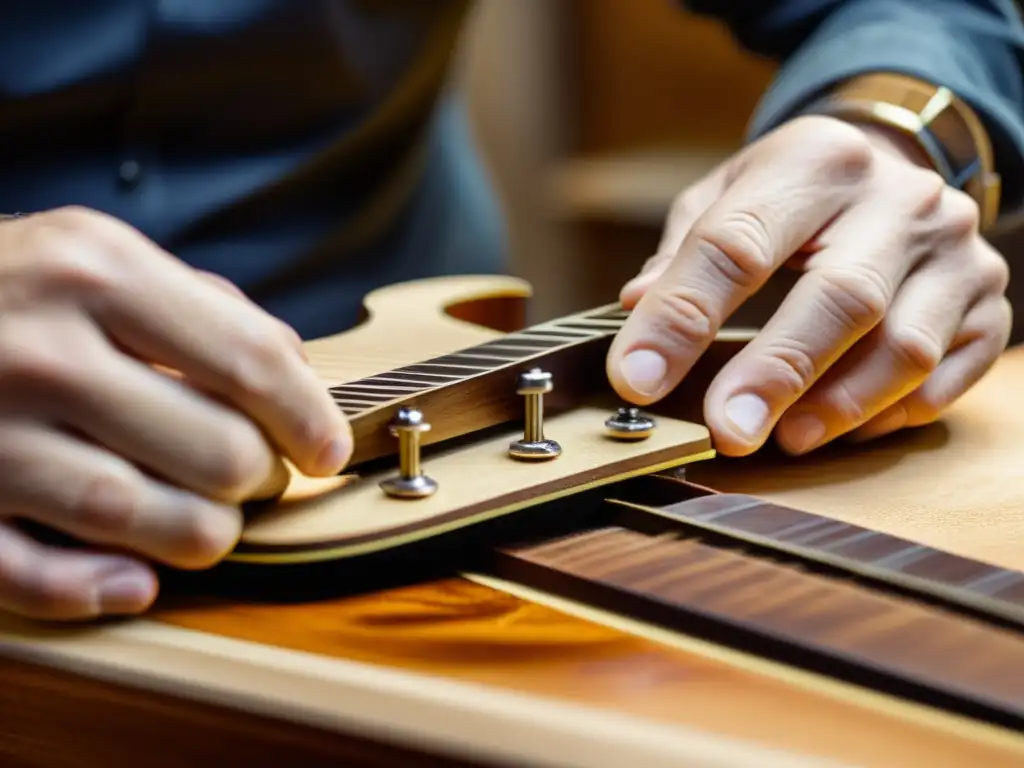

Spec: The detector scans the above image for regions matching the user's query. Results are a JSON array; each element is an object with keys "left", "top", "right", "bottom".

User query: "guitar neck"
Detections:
[
  {"left": 334, "top": 302, "right": 752, "bottom": 468},
  {"left": 482, "top": 472, "right": 1024, "bottom": 731}
]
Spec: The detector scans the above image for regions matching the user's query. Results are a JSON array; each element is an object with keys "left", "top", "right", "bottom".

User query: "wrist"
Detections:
[{"left": 801, "top": 72, "right": 1000, "bottom": 230}]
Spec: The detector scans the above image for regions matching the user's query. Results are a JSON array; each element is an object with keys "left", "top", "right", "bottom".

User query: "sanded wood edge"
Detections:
[
  {"left": 462, "top": 573, "right": 1024, "bottom": 757},
  {"left": 229, "top": 449, "right": 717, "bottom": 564},
  {"left": 0, "top": 618, "right": 843, "bottom": 768}
]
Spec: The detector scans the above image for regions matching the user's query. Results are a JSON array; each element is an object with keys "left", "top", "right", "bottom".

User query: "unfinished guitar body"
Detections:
[{"left": 233, "top": 275, "right": 732, "bottom": 564}]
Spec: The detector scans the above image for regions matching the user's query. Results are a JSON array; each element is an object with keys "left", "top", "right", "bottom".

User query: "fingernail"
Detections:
[
  {"left": 779, "top": 412, "right": 826, "bottom": 454},
  {"left": 99, "top": 569, "right": 156, "bottom": 614},
  {"left": 724, "top": 393, "right": 770, "bottom": 441},
  {"left": 621, "top": 349, "right": 668, "bottom": 397}
]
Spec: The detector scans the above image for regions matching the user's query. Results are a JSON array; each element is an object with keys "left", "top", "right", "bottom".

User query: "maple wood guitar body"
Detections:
[{"left": 2, "top": 275, "right": 1024, "bottom": 768}]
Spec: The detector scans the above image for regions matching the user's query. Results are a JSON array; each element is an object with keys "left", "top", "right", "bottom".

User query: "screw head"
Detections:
[
  {"left": 389, "top": 406, "right": 431, "bottom": 434},
  {"left": 516, "top": 368, "right": 553, "bottom": 395},
  {"left": 605, "top": 406, "right": 656, "bottom": 441}
]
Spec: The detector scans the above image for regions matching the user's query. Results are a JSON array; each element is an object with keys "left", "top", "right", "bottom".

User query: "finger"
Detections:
[
  {"left": 774, "top": 217, "right": 1005, "bottom": 452},
  {"left": 1, "top": 313, "right": 285, "bottom": 503},
  {"left": 0, "top": 520, "right": 157, "bottom": 621},
  {"left": 773, "top": 257, "right": 979, "bottom": 453},
  {"left": 700, "top": 167, "right": 947, "bottom": 456},
  {"left": 74, "top": 219, "right": 348, "bottom": 477},
  {"left": 847, "top": 294, "right": 1012, "bottom": 441},
  {"left": 621, "top": 162, "right": 732, "bottom": 304},
  {"left": 608, "top": 119, "right": 874, "bottom": 404},
  {"left": 0, "top": 419, "right": 243, "bottom": 569},
  {"left": 196, "top": 270, "right": 307, "bottom": 359}
]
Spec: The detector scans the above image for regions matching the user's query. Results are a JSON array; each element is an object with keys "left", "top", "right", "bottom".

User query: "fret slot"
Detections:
[{"left": 490, "top": 526, "right": 1024, "bottom": 729}]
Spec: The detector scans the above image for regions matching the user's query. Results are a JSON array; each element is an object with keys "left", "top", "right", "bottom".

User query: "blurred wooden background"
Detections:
[{"left": 457, "top": 0, "right": 1024, "bottom": 341}]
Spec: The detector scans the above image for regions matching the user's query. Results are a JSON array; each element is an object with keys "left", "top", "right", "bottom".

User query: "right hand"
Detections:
[{"left": 0, "top": 207, "right": 352, "bottom": 621}]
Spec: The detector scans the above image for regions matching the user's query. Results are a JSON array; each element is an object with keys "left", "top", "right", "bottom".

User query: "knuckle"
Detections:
[
  {"left": 0, "top": 315, "right": 98, "bottom": 396},
  {"left": 814, "top": 265, "right": 890, "bottom": 332},
  {"left": 975, "top": 248, "right": 1011, "bottom": 295},
  {"left": 939, "top": 188, "right": 980, "bottom": 240},
  {"left": 643, "top": 287, "right": 717, "bottom": 348},
  {"left": 207, "top": 422, "right": 273, "bottom": 499},
  {"left": 72, "top": 472, "right": 141, "bottom": 538},
  {"left": 0, "top": 334, "right": 76, "bottom": 392},
  {"left": 758, "top": 338, "right": 821, "bottom": 394},
  {"left": 887, "top": 324, "right": 944, "bottom": 376},
  {"left": 174, "top": 506, "right": 242, "bottom": 568},
  {"left": 825, "top": 380, "right": 870, "bottom": 425},
  {"left": 906, "top": 169, "right": 947, "bottom": 220},
  {"left": 0, "top": 550, "right": 90, "bottom": 620},
  {"left": 224, "top": 330, "right": 292, "bottom": 401},
  {"left": 24, "top": 226, "right": 118, "bottom": 298},
  {"left": 691, "top": 210, "right": 774, "bottom": 289}
]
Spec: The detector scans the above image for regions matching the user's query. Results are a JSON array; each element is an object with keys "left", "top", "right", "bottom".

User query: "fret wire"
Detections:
[
  {"left": 365, "top": 375, "right": 448, "bottom": 385},
  {"left": 331, "top": 399, "right": 395, "bottom": 411},
  {"left": 434, "top": 352, "right": 520, "bottom": 363},
  {"left": 554, "top": 319, "right": 623, "bottom": 328},
  {"left": 330, "top": 394, "right": 399, "bottom": 405},
  {"left": 399, "top": 364, "right": 491, "bottom": 374},
  {"left": 430, "top": 354, "right": 516, "bottom": 368},
  {"left": 517, "top": 329, "right": 598, "bottom": 338},
  {"left": 482, "top": 337, "right": 567, "bottom": 349},
  {"left": 469, "top": 343, "right": 555, "bottom": 355},
  {"left": 553, "top": 322, "right": 623, "bottom": 332}
]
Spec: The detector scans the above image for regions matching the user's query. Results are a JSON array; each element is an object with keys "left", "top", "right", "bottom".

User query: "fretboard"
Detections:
[
  {"left": 329, "top": 303, "right": 628, "bottom": 418},
  {"left": 607, "top": 473, "right": 1024, "bottom": 630},
  {"left": 336, "top": 303, "right": 634, "bottom": 467}
]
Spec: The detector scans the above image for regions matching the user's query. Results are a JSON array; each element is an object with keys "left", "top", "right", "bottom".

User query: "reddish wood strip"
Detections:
[
  {"left": 490, "top": 527, "right": 1024, "bottom": 729},
  {"left": 605, "top": 486, "right": 1024, "bottom": 629}
]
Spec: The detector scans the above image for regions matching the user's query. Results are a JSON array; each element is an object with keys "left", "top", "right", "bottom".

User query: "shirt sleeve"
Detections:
[{"left": 681, "top": 0, "right": 1024, "bottom": 217}]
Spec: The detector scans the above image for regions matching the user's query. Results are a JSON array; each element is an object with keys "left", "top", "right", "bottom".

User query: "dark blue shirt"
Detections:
[{"left": 0, "top": 0, "right": 1021, "bottom": 338}]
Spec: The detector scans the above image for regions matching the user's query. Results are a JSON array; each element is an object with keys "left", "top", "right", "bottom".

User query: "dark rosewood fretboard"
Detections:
[{"left": 481, "top": 473, "right": 1024, "bottom": 730}]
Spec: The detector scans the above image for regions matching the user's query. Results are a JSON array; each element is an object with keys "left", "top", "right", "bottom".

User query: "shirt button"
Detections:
[{"left": 118, "top": 159, "right": 143, "bottom": 190}]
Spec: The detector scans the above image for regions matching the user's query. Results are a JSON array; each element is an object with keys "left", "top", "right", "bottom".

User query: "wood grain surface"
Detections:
[{"left": 4, "top": 275, "right": 1024, "bottom": 767}]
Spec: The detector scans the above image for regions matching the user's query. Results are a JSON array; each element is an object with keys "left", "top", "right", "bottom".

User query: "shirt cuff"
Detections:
[{"left": 747, "top": 2, "right": 1024, "bottom": 218}]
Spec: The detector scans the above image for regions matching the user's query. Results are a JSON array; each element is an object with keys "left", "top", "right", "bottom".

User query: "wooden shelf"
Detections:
[{"left": 546, "top": 149, "right": 732, "bottom": 225}]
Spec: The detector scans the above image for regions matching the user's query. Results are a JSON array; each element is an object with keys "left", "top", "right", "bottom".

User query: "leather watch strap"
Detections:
[{"left": 806, "top": 72, "right": 1001, "bottom": 230}]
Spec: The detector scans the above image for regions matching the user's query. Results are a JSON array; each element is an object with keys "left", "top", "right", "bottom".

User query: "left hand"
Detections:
[{"left": 607, "top": 115, "right": 1011, "bottom": 456}]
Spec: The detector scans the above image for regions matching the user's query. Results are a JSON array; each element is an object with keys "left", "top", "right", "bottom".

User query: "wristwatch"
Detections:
[{"left": 804, "top": 72, "right": 1001, "bottom": 230}]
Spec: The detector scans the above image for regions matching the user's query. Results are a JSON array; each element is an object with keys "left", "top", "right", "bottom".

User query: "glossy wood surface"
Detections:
[
  {"left": 494, "top": 525, "right": 1024, "bottom": 727},
  {"left": 5, "top": 275, "right": 1024, "bottom": 767}
]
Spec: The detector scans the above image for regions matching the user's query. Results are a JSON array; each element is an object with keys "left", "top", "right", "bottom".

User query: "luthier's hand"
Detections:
[
  {"left": 0, "top": 207, "right": 351, "bottom": 620},
  {"left": 608, "top": 115, "right": 1011, "bottom": 456}
]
